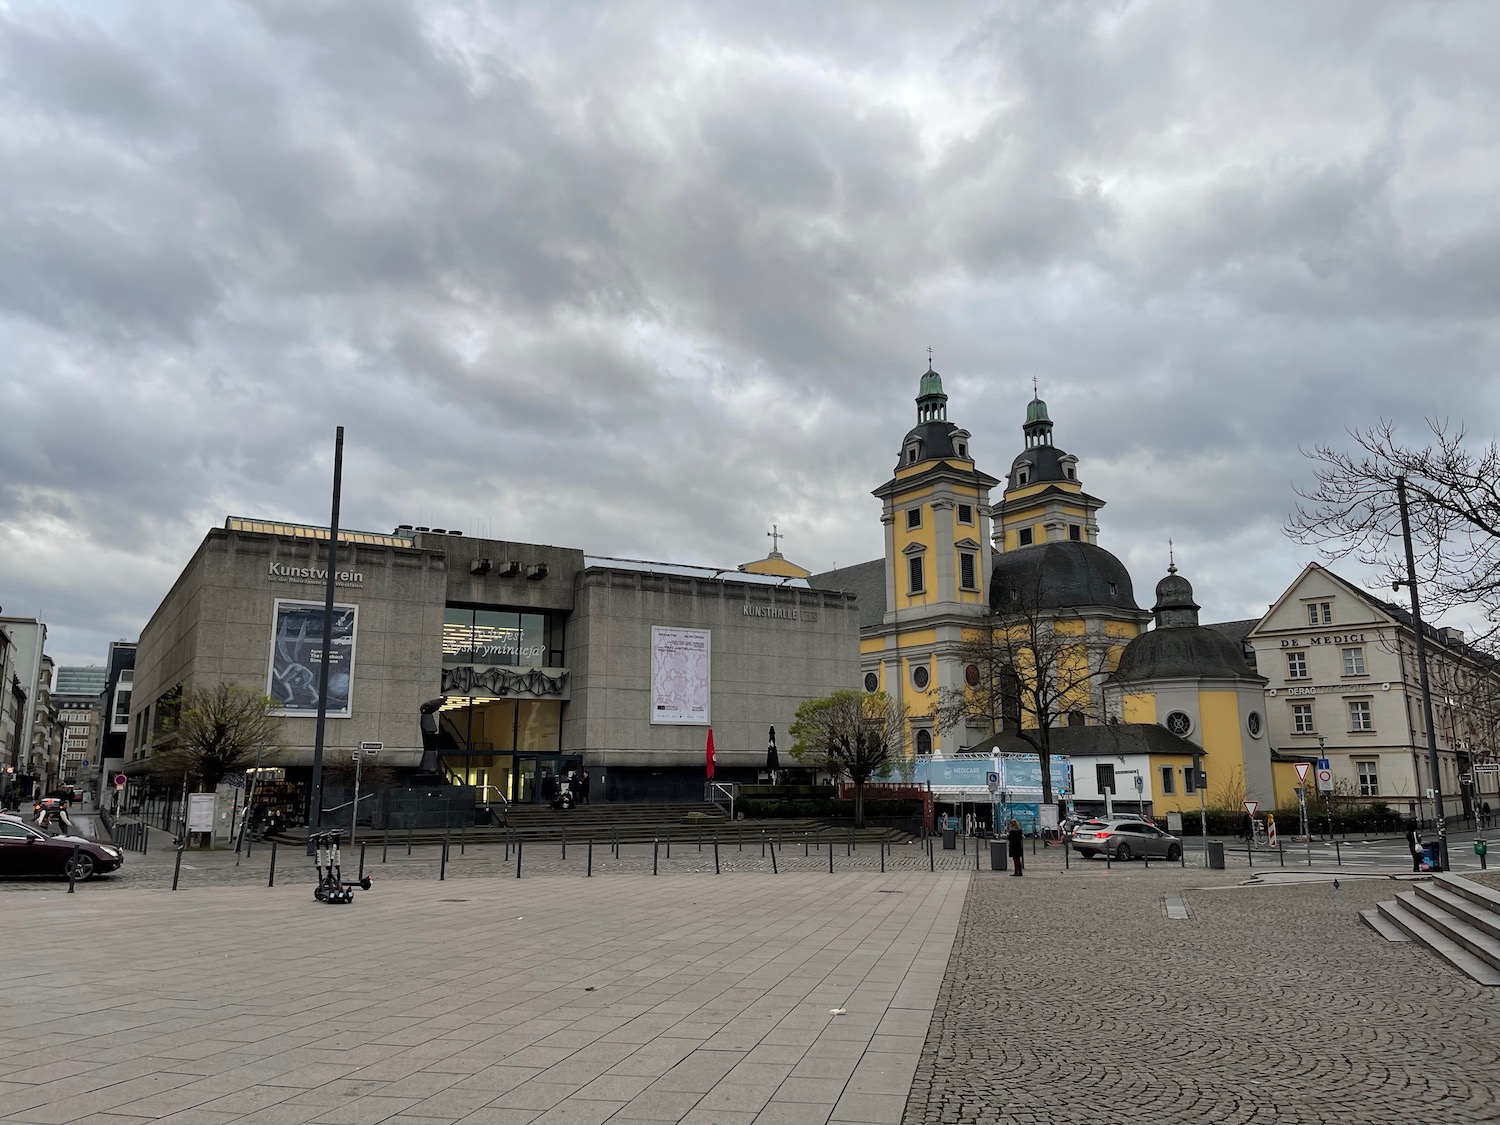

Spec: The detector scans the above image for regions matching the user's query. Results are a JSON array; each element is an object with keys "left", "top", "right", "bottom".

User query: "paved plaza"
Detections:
[{"left": 3, "top": 850, "right": 1500, "bottom": 1125}]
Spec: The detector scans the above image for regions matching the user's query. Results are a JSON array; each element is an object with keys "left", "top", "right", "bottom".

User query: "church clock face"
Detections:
[{"left": 1165, "top": 711, "right": 1192, "bottom": 737}]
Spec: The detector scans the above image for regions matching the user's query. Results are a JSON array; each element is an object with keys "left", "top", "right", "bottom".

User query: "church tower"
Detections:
[{"left": 994, "top": 392, "right": 1106, "bottom": 551}]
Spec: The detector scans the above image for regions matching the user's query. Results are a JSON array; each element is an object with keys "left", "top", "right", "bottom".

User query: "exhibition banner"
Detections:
[
  {"left": 650, "top": 626, "right": 710, "bottom": 725},
  {"left": 267, "top": 599, "right": 358, "bottom": 716}
]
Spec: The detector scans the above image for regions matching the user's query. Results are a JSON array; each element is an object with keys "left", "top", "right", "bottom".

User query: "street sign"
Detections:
[
  {"left": 1317, "top": 768, "right": 1334, "bottom": 792},
  {"left": 360, "top": 741, "right": 384, "bottom": 751},
  {"left": 1244, "top": 800, "right": 1259, "bottom": 817},
  {"left": 1294, "top": 762, "right": 1311, "bottom": 783},
  {"left": 1134, "top": 774, "right": 1144, "bottom": 791},
  {"left": 112, "top": 773, "right": 127, "bottom": 787},
  {"left": 986, "top": 771, "right": 999, "bottom": 793}
]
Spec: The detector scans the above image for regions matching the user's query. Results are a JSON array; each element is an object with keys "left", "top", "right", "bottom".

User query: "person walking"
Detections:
[
  {"left": 1482, "top": 801, "right": 1492, "bottom": 830},
  {"left": 1007, "top": 818, "right": 1025, "bottom": 877},
  {"left": 1405, "top": 820, "right": 1423, "bottom": 873}
]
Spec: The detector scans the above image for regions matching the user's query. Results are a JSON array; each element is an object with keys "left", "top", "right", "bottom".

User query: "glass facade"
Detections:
[{"left": 443, "top": 607, "right": 563, "bottom": 668}]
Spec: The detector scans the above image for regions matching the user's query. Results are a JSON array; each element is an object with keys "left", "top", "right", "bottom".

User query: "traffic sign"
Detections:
[
  {"left": 1317, "top": 768, "right": 1334, "bottom": 792},
  {"left": 360, "top": 741, "right": 384, "bottom": 751},
  {"left": 112, "top": 773, "right": 127, "bottom": 787},
  {"left": 1134, "top": 774, "right": 1144, "bottom": 791},
  {"left": 1317, "top": 757, "right": 1331, "bottom": 771},
  {"left": 1243, "top": 800, "right": 1259, "bottom": 817},
  {"left": 1294, "top": 762, "right": 1311, "bottom": 784},
  {"left": 986, "top": 771, "right": 999, "bottom": 793}
]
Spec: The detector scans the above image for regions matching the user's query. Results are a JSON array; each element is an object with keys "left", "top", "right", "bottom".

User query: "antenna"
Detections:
[{"left": 1168, "top": 538, "right": 1177, "bottom": 574}]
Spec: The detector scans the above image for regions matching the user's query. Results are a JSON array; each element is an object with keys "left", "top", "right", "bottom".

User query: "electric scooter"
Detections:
[{"left": 310, "top": 830, "right": 372, "bottom": 904}]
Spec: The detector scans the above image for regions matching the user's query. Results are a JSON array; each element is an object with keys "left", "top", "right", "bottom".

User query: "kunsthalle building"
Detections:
[{"left": 126, "top": 517, "right": 859, "bottom": 817}]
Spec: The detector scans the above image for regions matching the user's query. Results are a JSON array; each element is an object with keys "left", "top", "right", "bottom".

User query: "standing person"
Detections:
[
  {"left": 1482, "top": 801, "right": 1492, "bottom": 830},
  {"left": 1007, "top": 818, "right": 1025, "bottom": 877},
  {"left": 1405, "top": 820, "right": 1423, "bottom": 873},
  {"left": 580, "top": 770, "right": 591, "bottom": 804}
]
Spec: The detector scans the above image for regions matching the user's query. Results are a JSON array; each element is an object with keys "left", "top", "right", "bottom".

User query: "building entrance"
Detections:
[{"left": 438, "top": 752, "right": 581, "bottom": 806}]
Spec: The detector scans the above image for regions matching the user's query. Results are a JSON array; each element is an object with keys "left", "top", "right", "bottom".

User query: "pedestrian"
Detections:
[
  {"left": 1007, "top": 818, "right": 1025, "bottom": 876},
  {"left": 580, "top": 770, "right": 591, "bottom": 804},
  {"left": 1405, "top": 820, "right": 1423, "bottom": 873},
  {"left": 1483, "top": 801, "right": 1492, "bottom": 830}
]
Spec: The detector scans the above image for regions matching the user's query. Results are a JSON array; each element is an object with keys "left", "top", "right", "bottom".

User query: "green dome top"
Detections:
[
  {"left": 1025, "top": 395, "right": 1050, "bottom": 424},
  {"left": 919, "top": 366, "right": 944, "bottom": 398}
]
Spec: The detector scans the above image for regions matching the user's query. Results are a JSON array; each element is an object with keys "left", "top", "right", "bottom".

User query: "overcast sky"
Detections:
[{"left": 3, "top": 0, "right": 1499, "bottom": 668}]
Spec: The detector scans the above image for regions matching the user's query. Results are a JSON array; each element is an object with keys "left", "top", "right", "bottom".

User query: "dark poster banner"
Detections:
[{"left": 267, "top": 600, "right": 358, "bottom": 716}]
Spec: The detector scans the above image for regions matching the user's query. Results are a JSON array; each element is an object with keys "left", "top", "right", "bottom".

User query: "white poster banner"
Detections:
[
  {"left": 650, "top": 627, "right": 711, "bottom": 725},
  {"left": 187, "top": 792, "right": 216, "bottom": 833}
]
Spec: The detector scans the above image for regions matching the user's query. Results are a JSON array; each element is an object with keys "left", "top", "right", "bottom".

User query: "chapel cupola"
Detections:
[
  {"left": 1152, "top": 563, "right": 1201, "bottom": 629},
  {"left": 1023, "top": 393, "right": 1053, "bottom": 448},
  {"left": 916, "top": 363, "right": 948, "bottom": 424}
]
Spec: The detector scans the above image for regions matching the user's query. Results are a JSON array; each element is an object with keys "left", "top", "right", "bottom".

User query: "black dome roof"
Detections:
[
  {"left": 989, "top": 541, "right": 1142, "bottom": 614},
  {"left": 1113, "top": 627, "right": 1263, "bottom": 683},
  {"left": 1008, "top": 443, "right": 1076, "bottom": 490},
  {"left": 899, "top": 420, "right": 965, "bottom": 464}
]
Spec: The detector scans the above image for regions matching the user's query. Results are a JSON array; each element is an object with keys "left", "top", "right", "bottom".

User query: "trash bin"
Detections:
[
  {"left": 1422, "top": 841, "right": 1442, "bottom": 870},
  {"left": 990, "top": 841, "right": 1006, "bottom": 871},
  {"left": 1206, "top": 841, "right": 1225, "bottom": 870},
  {"left": 942, "top": 828, "right": 957, "bottom": 850}
]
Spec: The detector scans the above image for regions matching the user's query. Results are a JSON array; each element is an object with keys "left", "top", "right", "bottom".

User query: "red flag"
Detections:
[{"left": 706, "top": 727, "right": 716, "bottom": 779}]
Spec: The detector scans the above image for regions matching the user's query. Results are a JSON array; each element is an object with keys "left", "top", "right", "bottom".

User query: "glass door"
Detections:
[{"left": 516, "top": 757, "right": 538, "bottom": 804}]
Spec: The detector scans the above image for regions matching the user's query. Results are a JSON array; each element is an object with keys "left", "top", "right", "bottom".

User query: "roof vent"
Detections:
[
  {"left": 397, "top": 524, "right": 414, "bottom": 530},
  {"left": 499, "top": 560, "right": 521, "bottom": 577},
  {"left": 448, "top": 529, "right": 463, "bottom": 536},
  {"left": 431, "top": 528, "right": 447, "bottom": 534},
  {"left": 470, "top": 559, "right": 492, "bottom": 575},
  {"left": 415, "top": 526, "right": 430, "bottom": 532},
  {"left": 527, "top": 562, "right": 550, "bottom": 580}
]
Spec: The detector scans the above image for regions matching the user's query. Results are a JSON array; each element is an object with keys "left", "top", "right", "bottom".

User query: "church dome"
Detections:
[
  {"left": 989, "top": 541, "right": 1142, "bottom": 615},
  {"left": 1025, "top": 395, "right": 1050, "bottom": 425},
  {"left": 1113, "top": 626, "right": 1262, "bottom": 684}
]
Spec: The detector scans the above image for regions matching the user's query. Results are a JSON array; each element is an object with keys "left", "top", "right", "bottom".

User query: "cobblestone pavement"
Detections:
[{"left": 903, "top": 865, "right": 1500, "bottom": 1125}]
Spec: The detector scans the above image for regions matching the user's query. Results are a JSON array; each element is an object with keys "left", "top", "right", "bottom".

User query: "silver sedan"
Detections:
[{"left": 1071, "top": 818, "right": 1182, "bottom": 861}]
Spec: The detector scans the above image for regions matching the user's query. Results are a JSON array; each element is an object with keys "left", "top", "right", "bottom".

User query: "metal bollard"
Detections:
[
  {"left": 440, "top": 841, "right": 447, "bottom": 881},
  {"left": 516, "top": 839, "right": 523, "bottom": 879},
  {"left": 666, "top": 833, "right": 671, "bottom": 859},
  {"left": 929, "top": 834, "right": 935, "bottom": 872},
  {"left": 461, "top": 824, "right": 467, "bottom": 855},
  {"left": 1278, "top": 843, "right": 1285, "bottom": 867},
  {"left": 408, "top": 827, "right": 413, "bottom": 856},
  {"left": 1106, "top": 848, "right": 1112, "bottom": 871},
  {"left": 562, "top": 828, "right": 566, "bottom": 860},
  {"left": 975, "top": 840, "right": 981, "bottom": 870},
  {"left": 68, "top": 843, "right": 79, "bottom": 894},
  {"left": 1144, "top": 846, "right": 1150, "bottom": 870},
  {"left": 829, "top": 838, "right": 834, "bottom": 874},
  {"left": 653, "top": 837, "right": 659, "bottom": 875},
  {"left": 880, "top": 838, "right": 885, "bottom": 873},
  {"left": 1335, "top": 840, "right": 1342, "bottom": 866},
  {"left": 770, "top": 841, "right": 779, "bottom": 874},
  {"left": 761, "top": 831, "right": 766, "bottom": 858},
  {"left": 587, "top": 838, "right": 593, "bottom": 877},
  {"left": 698, "top": 826, "right": 702, "bottom": 852},
  {"left": 1064, "top": 839, "right": 1070, "bottom": 870},
  {"left": 1246, "top": 840, "right": 1253, "bottom": 868},
  {"left": 382, "top": 831, "right": 389, "bottom": 864},
  {"left": 1180, "top": 843, "right": 1185, "bottom": 869},
  {"left": 172, "top": 844, "right": 184, "bottom": 890},
  {"left": 359, "top": 843, "right": 367, "bottom": 881},
  {"left": 739, "top": 827, "right": 743, "bottom": 851},
  {"left": 268, "top": 841, "right": 277, "bottom": 886},
  {"left": 804, "top": 832, "right": 809, "bottom": 857},
  {"left": 714, "top": 834, "right": 720, "bottom": 874}
]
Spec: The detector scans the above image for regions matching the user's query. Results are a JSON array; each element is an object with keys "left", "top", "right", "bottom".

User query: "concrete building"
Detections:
[
  {"left": 95, "top": 641, "right": 136, "bottom": 800},
  {"left": 51, "top": 666, "right": 106, "bottom": 791},
  {"left": 127, "top": 517, "right": 860, "bottom": 816},
  {"left": 1249, "top": 563, "right": 1500, "bottom": 821},
  {"left": 0, "top": 616, "right": 51, "bottom": 798}
]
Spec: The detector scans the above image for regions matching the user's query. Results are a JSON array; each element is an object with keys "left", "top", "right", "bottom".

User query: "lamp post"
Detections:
[{"left": 1393, "top": 475, "right": 1447, "bottom": 870}]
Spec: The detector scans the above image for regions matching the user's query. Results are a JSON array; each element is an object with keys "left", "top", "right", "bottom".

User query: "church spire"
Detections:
[
  {"left": 916, "top": 354, "right": 947, "bottom": 424},
  {"left": 1023, "top": 382, "right": 1053, "bottom": 449}
]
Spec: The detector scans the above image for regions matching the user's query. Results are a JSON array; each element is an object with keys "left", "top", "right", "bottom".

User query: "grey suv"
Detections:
[{"left": 1070, "top": 818, "right": 1182, "bottom": 861}]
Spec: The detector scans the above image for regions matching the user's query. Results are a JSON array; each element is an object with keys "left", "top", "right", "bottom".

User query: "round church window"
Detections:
[
  {"left": 864, "top": 672, "right": 879, "bottom": 692},
  {"left": 965, "top": 664, "right": 981, "bottom": 687},
  {"left": 1164, "top": 711, "right": 1192, "bottom": 736},
  {"left": 912, "top": 665, "right": 931, "bottom": 691},
  {"left": 1247, "top": 711, "right": 1263, "bottom": 738}
]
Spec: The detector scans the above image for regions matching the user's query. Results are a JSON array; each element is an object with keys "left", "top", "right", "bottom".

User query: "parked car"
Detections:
[
  {"left": 0, "top": 818, "right": 123, "bottom": 880},
  {"left": 1070, "top": 818, "right": 1182, "bottom": 861}
]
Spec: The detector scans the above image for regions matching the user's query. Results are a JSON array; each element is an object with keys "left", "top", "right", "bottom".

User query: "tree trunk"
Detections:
[{"left": 1038, "top": 732, "right": 1054, "bottom": 807}]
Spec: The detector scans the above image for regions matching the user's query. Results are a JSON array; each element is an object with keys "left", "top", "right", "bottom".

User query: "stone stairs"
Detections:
[{"left": 1362, "top": 873, "right": 1500, "bottom": 986}]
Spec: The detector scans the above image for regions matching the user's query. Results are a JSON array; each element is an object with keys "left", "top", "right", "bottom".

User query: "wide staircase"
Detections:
[
  {"left": 1361, "top": 873, "right": 1500, "bottom": 986},
  {"left": 277, "top": 802, "right": 916, "bottom": 847}
]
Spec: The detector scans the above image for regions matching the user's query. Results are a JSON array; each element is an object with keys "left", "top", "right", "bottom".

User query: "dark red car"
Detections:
[{"left": 0, "top": 817, "right": 124, "bottom": 880}]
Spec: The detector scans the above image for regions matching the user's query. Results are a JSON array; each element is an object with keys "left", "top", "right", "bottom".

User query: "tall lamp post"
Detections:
[{"left": 1394, "top": 475, "right": 1447, "bottom": 870}]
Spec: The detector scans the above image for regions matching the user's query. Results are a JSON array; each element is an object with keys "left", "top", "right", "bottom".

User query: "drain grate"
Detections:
[{"left": 438, "top": 898, "right": 469, "bottom": 903}]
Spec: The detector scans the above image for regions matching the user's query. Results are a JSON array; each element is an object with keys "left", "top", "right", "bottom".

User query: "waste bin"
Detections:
[
  {"left": 1422, "top": 841, "right": 1442, "bottom": 870},
  {"left": 942, "top": 828, "right": 957, "bottom": 850},
  {"left": 990, "top": 841, "right": 1006, "bottom": 871},
  {"left": 1206, "top": 841, "right": 1225, "bottom": 870}
]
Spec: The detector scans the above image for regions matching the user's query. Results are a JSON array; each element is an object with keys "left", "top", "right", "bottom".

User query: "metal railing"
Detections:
[{"left": 705, "top": 782, "right": 739, "bottom": 821}]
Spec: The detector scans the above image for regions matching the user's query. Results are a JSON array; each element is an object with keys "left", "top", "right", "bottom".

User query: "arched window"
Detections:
[{"left": 915, "top": 729, "right": 933, "bottom": 756}]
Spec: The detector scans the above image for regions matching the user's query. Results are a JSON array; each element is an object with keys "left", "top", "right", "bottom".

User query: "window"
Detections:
[
  {"left": 1096, "top": 763, "right": 1116, "bottom": 794},
  {"left": 1017, "top": 469, "right": 1030, "bottom": 486},
  {"left": 1069, "top": 524, "right": 1081, "bottom": 541},
  {"left": 1066, "top": 710, "right": 1085, "bottom": 726},
  {"left": 1160, "top": 766, "right": 1175, "bottom": 795},
  {"left": 906, "top": 446, "right": 919, "bottom": 464},
  {"left": 1356, "top": 759, "right": 1380, "bottom": 797},
  {"left": 1018, "top": 528, "right": 1034, "bottom": 546},
  {"left": 1286, "top": 651, "right": 1308, "bottom": 679},
  {"left": 964, "top": 664, "right": 981, "bottom": 687},
  {"left": 1307, "top": 601, "right": 1332, "bottom": 625},
  {"left": 957, "top": 442, "right": 968, "bottom": 458},
  {"left": 1183, "top": 768, "right": 1197, "bottom": 795},
  {"left": 908, "top": 556, "right": 924, "bottom": 595},
  {"left": 1342, "top": 647, "right": 1366, "bottom": 676},
  {"left": 906, "top": 507, "right": 922, "bottom": 530},
  {"left": 1247, "top": 711, "right": 1263, "bottom": 738},
  {"left": 863, "top": 672, "right": 879, "bottom": 692},
  {"left": 957, "top": 503, "right": 973, "bottom": 525},
  {"left": 915, "top": 729, "right": 933, "bottom": 756},
  {"left": 959, "top": 552, "right": 977, "bottom": 591},
  {"left": 1165, "top": 711, "right": 1192, "bottom": 736},
  {"left": 1348, "top": 700, "right": 1373, "bottom": 732},
  {"left": 1292, "top": 703, "right": 1315, "bottom": 734},
  {"left": 1064, "top": 465, "right": 1075, "bottom": 479},
  {"left": 912, "top": 665, "right": 931, "bottom": 691}
]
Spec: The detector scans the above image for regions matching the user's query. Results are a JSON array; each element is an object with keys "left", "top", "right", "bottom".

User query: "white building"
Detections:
[{"left": 1249, "top": 564, "right": 1500, "bottom": 821}]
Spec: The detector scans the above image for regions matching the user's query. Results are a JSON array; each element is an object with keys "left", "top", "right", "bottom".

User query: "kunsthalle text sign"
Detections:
[
  {"left": 650, "top": 627, "right": 710, "bottom": 725},
  {"left": 267, "top": 600, "right": 358, "bottom": 717}
]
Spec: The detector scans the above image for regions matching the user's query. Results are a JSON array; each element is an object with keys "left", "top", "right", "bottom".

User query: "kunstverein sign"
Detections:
[
  {"left": 267, "top": 600, "right": 358, "bottom": 717},
  {"left": 650, "top": 626, "right": 710, "bottom": 725},
  {"left": 267, "top": 562, "right": 364, "bottom": 587}
]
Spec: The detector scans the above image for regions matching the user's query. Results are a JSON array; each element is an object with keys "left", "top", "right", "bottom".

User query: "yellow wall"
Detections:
[
  {"left": 1148, "top": 755, "right": 1201, "bottom": 815},
  {"left": 1271, "top": 761, "right": 1314, "bottom": 808},
  {"left": 1198, "top": 690, "right": 1242, "bottom": 766},
  {"left": 1123, "top": 693, "right": 1156, "bottom": 724},
  {"left": 895, "top": 504, "right": 938, "bottom": 612}
]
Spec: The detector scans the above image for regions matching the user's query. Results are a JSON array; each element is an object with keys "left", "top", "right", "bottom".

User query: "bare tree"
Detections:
[
  {"left": 789, "top": 689, "right": 908, "bottom": 827},
  {"left": 935, "top": 576, "right": 1118, "bottom": 806},
  {"left": 150, "top": 683, "right": 282, "bottom": 792},
  {"left": 1289, "top": 419, "right": 1500, "bottom": 649}
]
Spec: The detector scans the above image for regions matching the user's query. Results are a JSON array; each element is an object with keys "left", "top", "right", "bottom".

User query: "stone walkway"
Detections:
[{"left": 0, "top": 872, "right": 967, "bottom": 1125}]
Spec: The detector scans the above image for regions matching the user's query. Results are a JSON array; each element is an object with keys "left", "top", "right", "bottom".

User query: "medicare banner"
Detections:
[{"left": 914, "top": 754, "right": 1071, "bottom": 796}]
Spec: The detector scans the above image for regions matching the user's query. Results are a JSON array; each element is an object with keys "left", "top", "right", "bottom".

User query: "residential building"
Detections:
[{"left": 52, "top": 666, "right": 106, "bottom": 792}]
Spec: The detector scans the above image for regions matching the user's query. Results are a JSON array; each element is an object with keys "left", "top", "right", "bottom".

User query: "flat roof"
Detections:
[{"left": 225, "top": 516, "right": 416, "bottom": 549}]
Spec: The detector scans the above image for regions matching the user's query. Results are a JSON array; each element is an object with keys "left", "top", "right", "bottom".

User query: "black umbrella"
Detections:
[{"left": 766, "top": 726, "right": 781, "bottom": 774}]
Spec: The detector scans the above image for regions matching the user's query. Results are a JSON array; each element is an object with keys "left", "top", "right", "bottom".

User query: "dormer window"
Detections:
[
  {"left": 906, "top": 445, "right": 920, "bottom": 464},
  {"left": 1017, "top": 469, "right": 1030, "bottom": 486},
  {"left": 957, "top": 442, "right": 968, "bottom": 458},
  {"left": 1064, "top": 465, "right": 1075, "bottom": 480}
]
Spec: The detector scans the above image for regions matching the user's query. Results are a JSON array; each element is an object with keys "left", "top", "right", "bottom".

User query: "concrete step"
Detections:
[
  {"left": 1413, "top": 883, "right": 1500, "bottom": 943},
  {"left": 1376, "top": 899, "right": 1500, "bottom": 986},
  {"left": 1433, "top": 872, "right": 1500, "bottom": 914},
  {"left": 1394, "top": 890, "right": 1500, "bottom": 977},
  {"left": 1359, "top": 907, "right": 1410, "bottom": 942}
]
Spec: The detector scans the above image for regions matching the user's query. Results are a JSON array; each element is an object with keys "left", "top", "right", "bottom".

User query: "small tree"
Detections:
[
  {"left": 151, "top": 683, "right": 282, "bottom": 793},
  {"left": 790, "top": 689, "right": 907, "bottom": 827}
]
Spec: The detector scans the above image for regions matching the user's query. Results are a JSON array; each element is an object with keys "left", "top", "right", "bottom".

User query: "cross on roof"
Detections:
[{"left": 767, "top": 524, "right": 784, "bottom": 554}]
